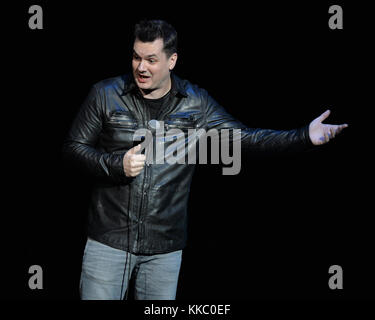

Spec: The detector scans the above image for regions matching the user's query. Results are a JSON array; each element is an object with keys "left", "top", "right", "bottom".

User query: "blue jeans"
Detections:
[{"left": 80, "top": 238, "right": 182, "bottom": 300}]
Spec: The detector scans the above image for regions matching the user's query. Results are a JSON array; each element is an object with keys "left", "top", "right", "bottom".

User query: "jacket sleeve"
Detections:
[
  {"left": 202, "top": 89, "right": 314, "bottom": 153},
  {"left": 62, "top": 85, "right": 129, "bottom": 184}
]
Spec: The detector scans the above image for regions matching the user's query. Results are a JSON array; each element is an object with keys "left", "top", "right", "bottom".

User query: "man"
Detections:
[{"left": 63, "top": 20, "right": 348, "bottom": 300}]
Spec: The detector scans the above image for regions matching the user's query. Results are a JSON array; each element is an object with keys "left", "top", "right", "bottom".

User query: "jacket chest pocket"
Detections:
[
  {"left": 104, "top": 111, "right": 138, "bottom": 149},
  {"left": 106, "top": 111, "right": 138, "bottom": 129},
  {"left": 164, "top": 112, "right": 201, "bottom": 131}
]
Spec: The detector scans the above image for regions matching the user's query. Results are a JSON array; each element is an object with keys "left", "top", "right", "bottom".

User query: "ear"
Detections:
[{"left": 168, "top": 53, "right": 178, "bottom": 71}]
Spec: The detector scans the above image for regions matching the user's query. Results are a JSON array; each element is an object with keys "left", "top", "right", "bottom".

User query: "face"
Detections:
[{"left": 132, "top": 38, "right": 177, "bottom": 97}]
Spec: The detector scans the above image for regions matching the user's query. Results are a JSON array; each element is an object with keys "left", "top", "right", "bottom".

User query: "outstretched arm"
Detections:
[{"left": 203, "top": 89, "right": 348, "bottom": 152}]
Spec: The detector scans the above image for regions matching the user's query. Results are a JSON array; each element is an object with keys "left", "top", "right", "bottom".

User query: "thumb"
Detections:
[
  {"left": 318, "top": 109, "right": 331, "bottom": 123},
  {"left": 129, "top": 143, "right": 141, "bottom": 154}
]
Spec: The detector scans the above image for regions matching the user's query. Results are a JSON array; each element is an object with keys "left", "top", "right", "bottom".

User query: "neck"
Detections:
[{"left": 140, "top": 76, "right": 172, "bottom": 99}]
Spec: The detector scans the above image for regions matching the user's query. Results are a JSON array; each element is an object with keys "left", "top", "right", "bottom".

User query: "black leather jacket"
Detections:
[{"left": 63, "top": 73, "right": 313, "bottom": 254}]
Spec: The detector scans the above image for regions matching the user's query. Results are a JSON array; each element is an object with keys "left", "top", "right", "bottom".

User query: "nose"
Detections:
[{"left": 137, "top": 60, "right": 146, "bottom": 73}]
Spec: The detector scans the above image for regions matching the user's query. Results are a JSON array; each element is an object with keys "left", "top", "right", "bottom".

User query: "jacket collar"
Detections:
[{"left": 121, "top": 73, "right": 187, "bottom": 98}]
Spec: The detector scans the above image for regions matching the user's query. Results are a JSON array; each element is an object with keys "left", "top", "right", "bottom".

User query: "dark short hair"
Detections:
[{"left": 134, "top": 20, "right": 177, "bottom": 57}]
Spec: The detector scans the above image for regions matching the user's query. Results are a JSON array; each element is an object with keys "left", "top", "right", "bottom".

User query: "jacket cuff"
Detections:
[
  {"left": 105, "top": 152, "right": 130, "bottom": 184},
  {"left": 299, "top": 125, "right": 315, "bottom": 149}
]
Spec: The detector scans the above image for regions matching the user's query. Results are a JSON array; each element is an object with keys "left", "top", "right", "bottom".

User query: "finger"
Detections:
[
  {"left": 130, "top": 161, "right": 146, "bottom": 170},
  {"left": 130, "top": 167, "right": 144, "bottom": 177},
  {"left": 334, "top": 124, "right": 348, "bottom": 135},
  {"left": 130, "top": 162, "right": 146, "bottom": 170},
  {"left": 128, "top": 144, "right": 142, "bottom": 155},
  {"left": 136, "top": 142, "right": 148, "bottom": 155},
  {"left": 329, "top": 127, "right": 335, "bottom": 139},
  {"left": 318, "top": 109, "right": 331, "bottom": 123},
  {"left": 126, "top": 164, "right": 145, "bottom": 177},
  {"left": 334, "top": 126, "right": 342, "bottom": 136},
  {"left": 340, "top": 123, "right": 349, "bottom": 130},
  {"left": 127, "top": 170, "right": 138, "bottom": 178},
  {"left": 131, "top": 154, "right": 146, "bottom": 162}
]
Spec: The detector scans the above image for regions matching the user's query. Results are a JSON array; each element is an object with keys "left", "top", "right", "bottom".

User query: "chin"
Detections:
[{"left": 136, "top": 80, "right": 152, "bottom": 90}]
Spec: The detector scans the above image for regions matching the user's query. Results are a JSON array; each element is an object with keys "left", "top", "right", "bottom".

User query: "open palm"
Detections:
[{"left": 309, "top": 110, "right": 348, "bottom": 145}]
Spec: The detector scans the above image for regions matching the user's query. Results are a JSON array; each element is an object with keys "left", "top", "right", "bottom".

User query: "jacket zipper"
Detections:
[
  {"left": 135, "top": 94, "right": 181, "bottom": 252},
  {"left": 136, "top": 100, "right": 152, "bottom": 252}
]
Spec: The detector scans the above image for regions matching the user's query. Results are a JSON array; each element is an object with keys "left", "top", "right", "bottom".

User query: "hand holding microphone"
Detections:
[{"left": 123, "top": 143, "right": 146, "bottom": 177}]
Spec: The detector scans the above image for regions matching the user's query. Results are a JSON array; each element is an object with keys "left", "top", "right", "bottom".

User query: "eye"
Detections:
[
  {"left": 133, "top": 54, "right": 141, "bottom": 61},
  {"left": 148, "top": 59, "right": 156, "bottom": 63}
]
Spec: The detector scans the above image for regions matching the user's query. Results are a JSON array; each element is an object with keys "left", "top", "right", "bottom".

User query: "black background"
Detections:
[{"left": 3, "top": 0, "right": 374, "bottom": 304}]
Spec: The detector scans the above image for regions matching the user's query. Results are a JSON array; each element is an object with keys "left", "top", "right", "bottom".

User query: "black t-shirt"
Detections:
[{"left": 143, "top": 90, "right": 171, "bottom": 120}]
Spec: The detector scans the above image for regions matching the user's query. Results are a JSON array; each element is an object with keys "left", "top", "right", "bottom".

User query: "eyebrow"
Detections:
[{"left": 133, "top": 50, "right": 158, "bottom": 59}]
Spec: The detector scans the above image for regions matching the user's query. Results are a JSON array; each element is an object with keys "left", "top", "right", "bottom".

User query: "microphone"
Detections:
[
  {"left": 132, "top": 120, "right": 160, "bottom": 156},
  {"left": 148, "top": 119, "right": 161, "bottom": 133}
]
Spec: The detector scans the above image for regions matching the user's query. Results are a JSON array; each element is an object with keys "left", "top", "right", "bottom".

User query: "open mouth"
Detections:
[{"left": 137, "top": 74, "right": 151, "bottom": 83}]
